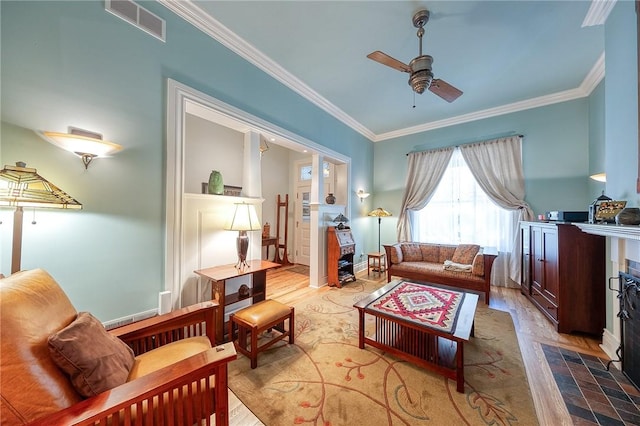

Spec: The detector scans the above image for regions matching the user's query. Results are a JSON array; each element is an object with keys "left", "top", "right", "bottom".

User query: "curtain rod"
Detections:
[{"left": 406, "top": 133, "right": 524, "bottom": 156}]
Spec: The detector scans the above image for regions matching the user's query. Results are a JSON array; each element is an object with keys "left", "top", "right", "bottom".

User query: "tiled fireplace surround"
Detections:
[{"left": 574, "top": 224, "right": 640, "bottom": 367}]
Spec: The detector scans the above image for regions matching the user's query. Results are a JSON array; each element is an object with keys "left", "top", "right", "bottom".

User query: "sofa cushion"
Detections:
[
  {"left": 48, "top": 312, "right": 135, "bottom": 398},
  {"left": 472, "top": 250, "right": 485, "bottom": 277},
  {"left": 439, "top": 245, "right": 457, "bottom": 263},
  {"left": 401, "top": 243, "right": 423, "bottom": 262},
  {"left": 419, "top": 244, "right": 440, "bottom": 263},
  {"left": 451, "top": 244, "right": 480, "bottom": 265},
  {"left": 387, "top": 244, "right": 403, "bottom": 264}
]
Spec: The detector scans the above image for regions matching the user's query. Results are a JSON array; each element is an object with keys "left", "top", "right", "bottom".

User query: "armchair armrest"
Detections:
[
  {"left": 111, "top": 301, "right": 218, "bottom": 355},
  {"left": 27, "top": 342, "right": 237, "bottom": 426}
]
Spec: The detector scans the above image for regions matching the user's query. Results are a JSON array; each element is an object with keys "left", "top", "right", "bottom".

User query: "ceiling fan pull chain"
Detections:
[{"left": 413, "top": 90, "right": 416, "bottom": 109}]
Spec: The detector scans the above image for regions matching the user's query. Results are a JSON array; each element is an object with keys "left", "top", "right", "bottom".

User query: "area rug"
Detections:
[{"left": 228, "top": 280, "right": 538, "bottom": 425}]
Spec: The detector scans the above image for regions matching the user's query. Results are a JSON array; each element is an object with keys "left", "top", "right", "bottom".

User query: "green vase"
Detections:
[{"left": 208, "top": 170, "right": 224, "bottom": 195}]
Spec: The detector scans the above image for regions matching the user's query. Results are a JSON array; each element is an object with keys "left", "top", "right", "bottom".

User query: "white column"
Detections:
[
  {"left": 309, "top": 154, "right": 324, "bottom": 287},
  {"left": 243, "top": 131, "right": 263, "bottom": 262}
]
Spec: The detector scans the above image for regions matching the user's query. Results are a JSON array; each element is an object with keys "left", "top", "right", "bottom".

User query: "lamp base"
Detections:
[{"left": 235, "top": 231, "right": 250, "bottom": 270}]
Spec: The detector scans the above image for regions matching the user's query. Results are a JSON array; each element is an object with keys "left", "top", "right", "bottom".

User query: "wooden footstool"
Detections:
[{"left": 228, "top": 299, "right": 294, "bottom": 369}]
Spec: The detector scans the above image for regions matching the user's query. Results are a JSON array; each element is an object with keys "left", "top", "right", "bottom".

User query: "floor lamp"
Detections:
[
  {"left": 368, "top": 207, "right": 392, "bottom": 254},
  {"left": 0, "top": 162, "right": 82, "bottom": 274}
]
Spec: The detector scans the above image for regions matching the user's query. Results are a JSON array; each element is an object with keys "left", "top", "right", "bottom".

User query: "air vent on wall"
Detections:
[{"left": 105, "top": 0, "right": 165, "bottom": 42}]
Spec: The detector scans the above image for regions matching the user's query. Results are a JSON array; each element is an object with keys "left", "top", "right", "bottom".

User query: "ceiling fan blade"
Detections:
[
  {"left": 367, "top": 51, "right": 411, "bottom": 73},
  {"left": 429, "top": 79, "right": 463, "bottom": 102}
]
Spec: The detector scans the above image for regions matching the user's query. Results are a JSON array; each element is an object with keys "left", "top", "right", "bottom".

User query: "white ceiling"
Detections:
[{"left": 163, "top": 0, "right": 609, "bottom": 142}]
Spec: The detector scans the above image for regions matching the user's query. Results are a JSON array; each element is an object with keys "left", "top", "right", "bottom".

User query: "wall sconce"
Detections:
[
  {"left": 224, "top": 202, "right": 261, "bottom": 269},
  {"left": 38, "top": 127, "right": 122, "bottom": 169},
  {"left": 0, "top": 162, "right": 82, "bottom": 274},
  {"left": 589, "top": 172, "right": 606, "bottom": 183},
  {"left": 356, "top": 189, "right": 370, "bottom": 203}
]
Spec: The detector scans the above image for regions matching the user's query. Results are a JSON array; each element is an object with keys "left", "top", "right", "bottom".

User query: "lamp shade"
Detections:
[
  {"left": 589, "top": 172, "right": 607, "bottom": 183},
  {"left": 39, "top": 128, "right": 122, "bottom": 169},
  {"left": 0, "top": 162, "right": 82, "bottom": 209},
  {"left": 368, "top": 207, "right": 392, "bottom": 218},
  {"left": 224, "top": 202, "right": 261, "bottom": 231}
]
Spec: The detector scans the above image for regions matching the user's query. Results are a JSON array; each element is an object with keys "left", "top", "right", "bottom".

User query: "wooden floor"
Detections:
[{"left": 265, "top": 265, "right": 607, "bottom": 426}]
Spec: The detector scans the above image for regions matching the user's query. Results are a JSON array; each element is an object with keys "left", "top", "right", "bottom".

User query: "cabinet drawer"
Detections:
[
  {"left": 341, "top": 246, "right": 355, "bottom": 255},
  {"left": 531, "top": 287, "right": 558, "bottom": 321}
]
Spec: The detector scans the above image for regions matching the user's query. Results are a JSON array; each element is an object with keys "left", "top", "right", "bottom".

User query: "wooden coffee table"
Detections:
[{"left": 354, "top": 280, "right": 478, "bottom": 393}]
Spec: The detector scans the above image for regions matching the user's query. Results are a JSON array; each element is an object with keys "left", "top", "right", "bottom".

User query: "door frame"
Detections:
[{"left": 165, "top": 79, "right": 350, "bottom": 304}]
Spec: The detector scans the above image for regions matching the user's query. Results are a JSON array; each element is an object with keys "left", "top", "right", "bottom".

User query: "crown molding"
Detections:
[
  {"left": 375, "top": 54, "right": 605, "bottom": 142},
  {"left": 161, "top": 0, "right": 607, "bottom": 144},
  {"left": 158, "top": 0, "right": 375, "bottom": 141},
  {"left": 582, "top": 0, "right": 617, "bottom": 27}
]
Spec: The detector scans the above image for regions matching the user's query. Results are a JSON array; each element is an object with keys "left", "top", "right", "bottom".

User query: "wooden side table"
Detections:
[
  {"left": 194, "top": 260, "right": 279, "bottom": 344},
  {"left": 367, "top": 252, "right": 386, "bottom": 276},
  {"left": 261, "top": 236, "right": 277, "bottom": 261}
]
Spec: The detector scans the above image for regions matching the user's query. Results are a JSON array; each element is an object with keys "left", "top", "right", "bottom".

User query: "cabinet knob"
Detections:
[{"left": 537, "top": 258, "right": 543, "bottom": 262}]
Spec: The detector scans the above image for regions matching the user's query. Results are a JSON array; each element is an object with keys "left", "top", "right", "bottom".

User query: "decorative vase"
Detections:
[
  {"left": 615, "top": 207, "right": 640, "bottom": 225},
  {"left": 207, "top": 170, "right": 224, "bottom": 195},
  {"left": 325, "top": 193, "right": 336, "bottom": 204}
]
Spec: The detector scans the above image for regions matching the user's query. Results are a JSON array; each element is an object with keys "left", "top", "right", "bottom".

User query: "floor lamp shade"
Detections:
[
  {"left": 368, "top": 207, "right": 392, "bottom": 254},
  {"left": 224, "top": 202, "right": 261, "bottom": 269},
  {"left": 0, "top": 162, "right": 82, "bottom": 274}
]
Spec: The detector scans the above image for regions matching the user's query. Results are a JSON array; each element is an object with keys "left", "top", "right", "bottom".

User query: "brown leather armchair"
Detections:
[{"left": 0, "top": 269, "right": 236, "bottom": 425}]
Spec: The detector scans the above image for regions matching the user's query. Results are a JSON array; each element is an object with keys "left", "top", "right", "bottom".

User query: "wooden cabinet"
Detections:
[
  {"left": 520, "top": 221, "right": 605, "bottom": 335},
  {"left": 327, "top": 226, "right": 356, "bottom": 287}
]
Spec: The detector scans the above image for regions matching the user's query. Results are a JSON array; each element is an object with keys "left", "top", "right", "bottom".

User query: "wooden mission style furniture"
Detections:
[
  {"left": 195, "top": 260, "right": 280, "bottom": 344},
  {"left": 0, "top": 268, "right": 236, "bottom": 426},
  {"left": 384, "top": 242, "right": 497, "bottom": 303},
  {"left": 520, "top": 221, "right": 605, "bottom": 335},
  {"left": 367, "top": 252, "right": 386, "bottom": 276},
  {"left": 354, "top": 280, "right": 478, "bottom": 393},
  {"left": 229, "top": 299, "right": 295, "bottom": 369},
  {"left": 327, "top": 226, "right": 356, "bottom": 287}
]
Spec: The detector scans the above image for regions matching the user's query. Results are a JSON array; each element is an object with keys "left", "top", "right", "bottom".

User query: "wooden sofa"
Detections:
[
  {"left": 0, "top": 269, "right": 236, "bottom": 426},
  {"left": 383, "top": 243, "right": 497, "bottom": 303}
]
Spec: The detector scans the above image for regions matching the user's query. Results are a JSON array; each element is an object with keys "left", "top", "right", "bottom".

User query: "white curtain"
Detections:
[
  {"left": 397, "top": 147, "right": 454, "bottom": 241},
  {"left": 460, "top": 136, "right": 534, "bottom": 286}
]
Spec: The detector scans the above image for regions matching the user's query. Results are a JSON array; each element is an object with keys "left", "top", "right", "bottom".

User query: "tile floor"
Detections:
[{"left": 542, "top": 344, "right": 640, "bottom": 425}]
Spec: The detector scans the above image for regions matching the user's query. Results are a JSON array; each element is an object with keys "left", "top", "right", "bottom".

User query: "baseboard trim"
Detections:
[{"left": 601, "top": 328, "right": 621, "bottom": 370}]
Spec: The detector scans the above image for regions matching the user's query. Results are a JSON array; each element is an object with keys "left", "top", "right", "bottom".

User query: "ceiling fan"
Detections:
[{"left": 367, "top": 9, "right": 463, "bottom": 103}]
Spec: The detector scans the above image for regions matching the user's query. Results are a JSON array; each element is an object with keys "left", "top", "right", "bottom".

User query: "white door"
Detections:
[
  {"left": 295, "top": 162, "right": 335, "bottom": 266},
  {"left": 295, "top": 184, "right": 311, "bottom": 266}
]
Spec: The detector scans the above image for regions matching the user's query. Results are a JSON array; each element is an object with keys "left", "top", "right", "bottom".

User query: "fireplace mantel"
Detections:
[
  {"left": 573, "top": 223, "right": 640, "bottom": 240},
  {"left": 572, "top": 222, "right": 640, "bottom": 366}
]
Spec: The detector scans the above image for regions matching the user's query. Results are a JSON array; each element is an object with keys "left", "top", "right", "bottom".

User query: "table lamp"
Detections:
[
  {"left": 0, "top": 162, "right": 82, "bottom": 274},
  {"left": 224, "top": 202, "right": 261, "bottom": 269},
  {"left": 368, "top": 207, "right": 392, "bottom": 254},
  {"left": 333, "top": 213, "right": 349, "bottom": 230}
]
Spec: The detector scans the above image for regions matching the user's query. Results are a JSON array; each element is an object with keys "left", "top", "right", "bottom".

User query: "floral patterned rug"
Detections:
[{"left": 228, "top": 279, "right": 538, "bottom": 425}]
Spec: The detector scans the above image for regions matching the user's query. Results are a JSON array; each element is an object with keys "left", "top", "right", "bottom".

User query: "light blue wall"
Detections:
[
  {"left": 589, "top": 80, "right": 607, "bottom": 200},
  {"left": 372, "top": 99, "right": 593, "bottom": 245},
  {"left": 604, "top": 1, "right": 639, "bottom": 205},
  {"left": 0, "top": 1, "right": 372, "bottom": 321}
]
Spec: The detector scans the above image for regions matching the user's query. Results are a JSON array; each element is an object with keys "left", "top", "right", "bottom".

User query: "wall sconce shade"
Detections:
[
  {"left": 224, "top": 202, "right": 261, "bottom": 269},
  {"left": 357, "top": 189, "right": 370, "bottom": 203},
  {"left": 0, "top": 162, "right": 82, "bottom": 274},
  {"left": 39, "top": 128, "right": 122, "bottom": 169},
  {"left": 589, "top": 172, "right": 607, "bottom": 183}
]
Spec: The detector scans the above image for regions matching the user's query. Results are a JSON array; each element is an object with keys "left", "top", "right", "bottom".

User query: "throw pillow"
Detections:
[
  {"left": 48, "top": 312, "right": 135, "bottom": 398},
  {"left": 451, "top": 244, "right": 480, "bottom": 265}
]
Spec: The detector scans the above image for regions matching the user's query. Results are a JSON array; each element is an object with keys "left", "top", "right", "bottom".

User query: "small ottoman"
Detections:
[{"left": 228, "top": 299, "right": 294, "bottom": 369}]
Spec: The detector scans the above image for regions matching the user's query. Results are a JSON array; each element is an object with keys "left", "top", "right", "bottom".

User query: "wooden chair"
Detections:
[{"left": 0, "top": 269, "right": 236, "bottom": 426}]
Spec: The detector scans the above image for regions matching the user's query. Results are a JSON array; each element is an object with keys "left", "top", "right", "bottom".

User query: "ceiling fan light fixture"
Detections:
[{"left": 409, "top": 69, "right": 433, "bottom": 94}]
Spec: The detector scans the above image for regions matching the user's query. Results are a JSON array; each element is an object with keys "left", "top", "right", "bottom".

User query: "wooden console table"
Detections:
[{"left": 194, "top": 260, "right": 279, "bottom": 344}]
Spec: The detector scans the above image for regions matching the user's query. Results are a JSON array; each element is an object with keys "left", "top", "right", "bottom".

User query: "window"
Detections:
[{"left": 412, "top": 149, "right": 516, "bottom": 252}]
